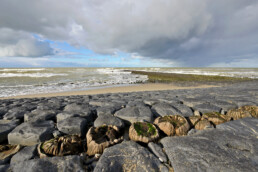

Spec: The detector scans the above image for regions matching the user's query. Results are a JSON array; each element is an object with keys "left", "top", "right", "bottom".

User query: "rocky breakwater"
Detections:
[{"left": 0, "top": 81, "right": 257, "bottom": 171}]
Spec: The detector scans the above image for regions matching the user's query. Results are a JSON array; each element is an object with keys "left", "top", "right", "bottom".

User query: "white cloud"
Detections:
[
  {"left": 0, "top": 0, "right": 257, "bottom": 66},
  {"left": 0, "top": 28, "right": 53, "bottom": 57}
]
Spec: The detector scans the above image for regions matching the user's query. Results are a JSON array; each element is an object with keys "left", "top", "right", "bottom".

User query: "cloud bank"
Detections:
[{"left": 0, "top": 0, "right": 257, "bottom": 66}]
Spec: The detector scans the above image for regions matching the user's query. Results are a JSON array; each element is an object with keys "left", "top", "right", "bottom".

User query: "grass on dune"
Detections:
[{"left": 131, "top": 71, "right": 252, "bottom": 83}]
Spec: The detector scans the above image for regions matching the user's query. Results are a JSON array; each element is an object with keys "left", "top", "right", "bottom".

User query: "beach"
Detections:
[{"left": 0, "top": 79, "right": 258, "bottom": 171}]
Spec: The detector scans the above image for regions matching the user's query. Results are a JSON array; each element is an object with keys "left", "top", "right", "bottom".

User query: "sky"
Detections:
[{"left": 0, "top": 0, "right": 258, "bottom": 67}]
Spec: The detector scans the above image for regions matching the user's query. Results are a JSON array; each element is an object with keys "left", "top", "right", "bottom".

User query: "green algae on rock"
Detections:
[
  {"left": 227, "top": 108, "right": 252, "bottom": 120},
  {"left": 129, "top": 122, "right": 159, "bottom": 143},
  {"left": 202, "top": 112, "right": 230, "bottom": 125},
  {"left": 86, "top": 125, "right": 123, "bottom": 156},
  {"left": 38, "top": 135, "right": 82, "bottom": 158},
  {"left": 195, "top": 119, "right": 213, "bottom": 130},
  {"left": 154, "top": 115, "right": 190, "bottom": 136},
  {"left": 239, "top": 105, "right": 258, "bottom": 118}
]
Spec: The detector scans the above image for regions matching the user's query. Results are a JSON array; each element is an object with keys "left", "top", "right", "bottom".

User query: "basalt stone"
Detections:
[
  {"left": 180, "top": 98, "right": 206, "bottom": 107},
  {"left": 143, "top": 99, "right": 159, "bottom": 106},
  {"left": 57, "top": 117, "right": 88, "bottom": 136},
  {"left": 193, "top": 103, "right": 222, "bottom": 114},
  {"left": 3, "top": 107, "right": 28, "bottom": 120},
  {"left": 94, "top": 141, "right": 168, "bottom": 172},
  {"left": 24, "top": 109, "right": 57, "bottom": 122},
  {"left": 0, "top": 164, "right": 9, "bottom": 172},
  {"left": 96, "top": 106, "right": 122, "bottom": 117},
  {"left": 9, "top": 155, "right": 85, "bottom": 172},
  {"left": 211, "top": 100, "right": 238, "bottom": 112},
  {"left": 161, "top": 118, "right": 258, "bottom": 172},
  {"left": 56, "top": 112, "right": 80, "bottom": 123},
  {"left": 114, "top": 106, "right": 154, "bottom": 124},
  {"left": 8, "top": 121, "right": 55, "bottom": 146},
  {"left": 0, "top": 120, "right": 20, "bottom": 143},
  {"left": 172, "top": 103, "right": 193, "bottom": 117},
  {"left": 94, "top": 115, "right": 124, "bottom": 130},
  {"left": 151, "top": 102, "right": 182, "bottom": 117},
  {"left": 148, "top": 142, "right": 168, "bottom": 163},
  {"left": 10, "top": 145, "right": 37, "bottom": 164},
  {"left": 63, "top": 103, "right": 94, "bottom": 121}
]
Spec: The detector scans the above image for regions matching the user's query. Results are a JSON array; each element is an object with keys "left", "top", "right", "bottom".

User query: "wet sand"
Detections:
[{"left": 1, "top": 83, "right": 218, "bottom": 99}]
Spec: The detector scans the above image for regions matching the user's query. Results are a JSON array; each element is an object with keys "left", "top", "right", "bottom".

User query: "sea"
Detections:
[{"left": 0, "top": 68, "right": 257, "bottom": 98}]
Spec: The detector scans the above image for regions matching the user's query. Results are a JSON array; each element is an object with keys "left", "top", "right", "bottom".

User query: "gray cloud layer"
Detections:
[{"left": 0, "top": 0, "right": 257, "bottom": 66}]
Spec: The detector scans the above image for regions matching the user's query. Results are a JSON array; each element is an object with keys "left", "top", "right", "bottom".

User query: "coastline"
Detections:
[{"left": 0, "top": 83, "right": 218, "bottom": 99}]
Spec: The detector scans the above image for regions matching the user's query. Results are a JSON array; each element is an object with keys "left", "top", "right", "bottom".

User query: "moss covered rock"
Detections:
[
  {"left": 154, "top": 115, "right": 190, "bottom": 136},
  {"left": 38, "top": 135, "right": 82, "bottom": 158},
  {"left": 202, "top": 112, "right": 230, "bottom": 125},
  {"left": 239, "top": 106, "right": 258, "bottom": 118},
  {"left": 0, "top": 144, "right": 21, "bottom": 164},
  {"left": 227, "top": 108, "right": 252, "bottom": 120},
  {"left": 86, "top": 125, "right": 123, "bottom": 156},
  {"left": 129, "top": 122, "right": 159, "bottom": 143},
  {"left": 188, "top": 116, "right": 202, "bottom": 127},
  {"left": 195, "top": 119, "right": 213, "bottom": 130}
]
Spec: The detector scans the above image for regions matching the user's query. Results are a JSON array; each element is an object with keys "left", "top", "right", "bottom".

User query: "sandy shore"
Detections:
[{"left": 1, "top": 83, "right": 218, "bottom": 99}]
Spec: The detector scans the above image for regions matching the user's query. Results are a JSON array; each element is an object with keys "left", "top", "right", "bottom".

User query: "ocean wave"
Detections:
[
  {"left": 0, "top": 68, "right": 46, "bottom": 72},
  {"left": 0, "top": 73, "right": 68, "bottom": 78}
]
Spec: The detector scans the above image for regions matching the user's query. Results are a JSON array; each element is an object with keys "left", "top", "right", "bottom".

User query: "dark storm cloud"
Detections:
[{"left": 0, "top": 0, "right": 257, "bottom": 66}]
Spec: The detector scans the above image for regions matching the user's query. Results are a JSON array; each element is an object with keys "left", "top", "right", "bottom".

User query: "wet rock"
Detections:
[
  {"left": 161, "top": 118, "right": 258, "bottom": 172},
  {"left": 114, "top": 106, "right": 154, "bottom": 123},
  {"left": 94, "top": 141, "right": 168, "bottom": 172},
  {"left": 8, "top": 121, "right": 55, "bottom": 146},
  {"left": 10, "top": 145, "right": 37, "bottom": 164},
  {"left": 0, "top": 145, "right": 21, "bottom": 165},
  {"left": 151, "top": 102, "right": 182, "bottom": 117},
  {"left": 9, "top": 155, "right": 85, "bottom": 172},
  {"left": 94, "top": 115, "right": 124, "bottom": 130},
  {"left": 154, "top": 115, "right": 190, "bottom": 136},
  {"left": 86, "top": 125, "right": 123, "bottom": 156},
  {"left": 129, "top": 122, "right": 159, "bottom": 143},
  {"left": 148, "top": 142, "right": 168, "bottom": 163},
  {"left": 0, "top": 120, "right": 20, "bottom": 143},
  {"left": 57, "top": 117, "right": 88, "bottom": 136},
  {"left": 193, "top": 103, "right": 222, "bottom": 114}
]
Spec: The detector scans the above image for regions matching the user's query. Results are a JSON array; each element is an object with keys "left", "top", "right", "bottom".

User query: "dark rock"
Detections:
[
  {"left": 94, "top": 141, "right": 167, "bottom": 172},
  {"left": 148, "top": 142, "right": 168, "bottom": 163},
  {"left": 0, "top": 164, "right": 9, "bottom": 172},
  {"left": 10, "top": 145, "right": 37, "bottom": 164},
  {"left": 151, "top": 102, "right": 182, "bottom": 117},
  {"left": 3, "top": 107, "right": 28, "bottom": 120},
  {"left": 0, "top": 120, "right": 20, "bottom": 143},
  {"left": 172, "top": 103, "right": 193, "bottom": 117},
  {"left": 96, "top": 106, "right": 122, "bottom": 117},
  {"left": 94, "top": 115, "right": 124, "bottom": 130},
  {"left": 161, "top": 118, "right": 258, "bottom": 172},
  {"left": 9, "top": 155, "right": 85, "bottom": 172},
  {"left": 114, "top": 106, "right": 154, "bottom": 123},
  {"left": 24, "top": 109, "right": 56, "bottom": 122},
  {"left": 193, "top": 103, "right": 222, "bottom": 114},
  {"left": 8, "top": 121, "right": 55, "bottom": 146},
  {"left": 57, "top": 117, "right": 88, "bottom": 136}
]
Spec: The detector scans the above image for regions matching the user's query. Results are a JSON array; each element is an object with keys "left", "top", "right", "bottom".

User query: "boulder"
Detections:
[
  {"left": 24, "top": 109, "right": 56, "bottom": 122},
  {"left": 148, "top": 142, "right": 168, "bottom": 163},
  {"left": 114, "top": 106, "right": 154, "bottom": 123},
  {"left": 3, "top": 107, "right": 28, "bottom": 120},
  {"left": 86, "top": 125, "right": 123, "bottom": 156},
  {"left": 202, "top": 112, "right": 230, "bottom": 125},
  {"left": 9, "top": 155, "right": 85, "bottom": 172},
  {"left": 0, "top": 120, "right": 20, "bottom": 143},
  {"left": 129, "top": 122, "right": 159, "bottom": 143},
  {"left": 154, "top": 115, "right": 190, "bottom": 136},
  {"left": 94, "top": 141, "right": 168, "bottom": 172},
  {"left": 193, "top": 103, "right": 222, "bottom": 114},
  {"left": 10, "top": 145, "right": 37, "bottom": 164},
  {"left": 194, "top": 119, "right": 213, "bottom": 130},
  {"left": 151, "top": 102, "right": 182, "bottom": 117},
  {"left": 161, "top": 118, "right": 258, "bottom": 172},
  {"left": 94, "top": 115, "right": 124, "bottom": 130},
  {"left": 57, "top": 117, "right": 88, "bottom": 136},
  {"left": 8, "top": 121, "right": 55, "bottom": 146},
  {"left": 227, "top": 108, "right": 252, "bottom": 120}
]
